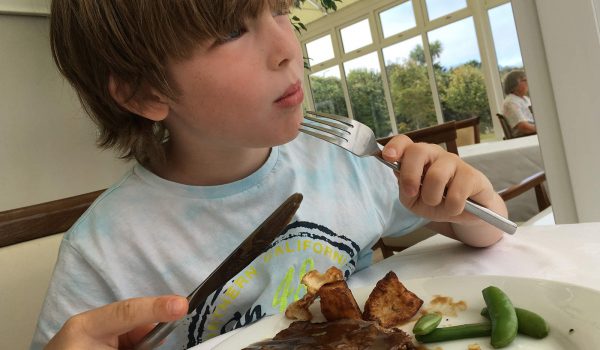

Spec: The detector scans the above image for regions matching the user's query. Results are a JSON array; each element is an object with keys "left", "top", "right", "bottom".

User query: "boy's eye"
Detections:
[{"left": 222, "top": 28, "right": 247, "bottom": 42}]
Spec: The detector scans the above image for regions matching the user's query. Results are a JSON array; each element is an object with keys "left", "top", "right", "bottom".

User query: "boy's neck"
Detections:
[{"left": 151, "top": 141, "right": 272, "bottom": 186}]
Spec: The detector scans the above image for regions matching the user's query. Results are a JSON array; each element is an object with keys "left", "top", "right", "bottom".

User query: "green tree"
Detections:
[
  {"left": 387, "top": 61, "right": 436, "bottom": 131},
  {"left": 309, "top": 76, "right": 348, "bottom": 115},
  {"left": 409, "top": 40, "right": 443, "bottom": 65},
  {"left": 345, "top": 69, "right": 392, "bottom": 137},
  {"left": 442, "top": 65, "right": 491, "bottom": 131}
]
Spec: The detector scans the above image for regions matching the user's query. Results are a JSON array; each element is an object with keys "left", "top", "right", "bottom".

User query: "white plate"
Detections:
[{"left": 213, "top": 275, "right": 600, "bottom": 349}]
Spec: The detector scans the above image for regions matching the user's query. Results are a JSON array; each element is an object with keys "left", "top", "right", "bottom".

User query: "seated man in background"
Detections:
[{"left": 502, "top": 70, "right": 537, "bottom": 137}]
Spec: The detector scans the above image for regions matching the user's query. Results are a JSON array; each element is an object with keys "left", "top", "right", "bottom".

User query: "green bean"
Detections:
[
  {"left": 413, "top": 313, "right": 443, "bottom": 335},
  {"left": 415, "top": 323, "right": 492, "bottom": 343},
  {"left": 482, "top": 286, "right": 518, "bottom": 348},
  {"left": 481, "top": 307, "right": 549, "bottom": 339}
]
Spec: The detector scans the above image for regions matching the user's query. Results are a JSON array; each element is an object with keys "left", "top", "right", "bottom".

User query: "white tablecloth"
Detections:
[
  {"left": 458, "top": 135, "right": 544, "bottom": 222},
  {"left": 348, "top": 223, "right": 600, "bottom": 290},
  {"left": 193, "top": 223, "right": 600, "bottom": 349}
]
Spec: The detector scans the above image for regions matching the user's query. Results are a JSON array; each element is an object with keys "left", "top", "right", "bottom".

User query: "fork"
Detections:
[{"left": 300, "top": 110, "right": 517, "bottom": 235}]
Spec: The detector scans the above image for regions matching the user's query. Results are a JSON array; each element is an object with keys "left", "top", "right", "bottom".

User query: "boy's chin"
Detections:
[{"left": 273, "top": 128, "right": 301, "bottom": 146}]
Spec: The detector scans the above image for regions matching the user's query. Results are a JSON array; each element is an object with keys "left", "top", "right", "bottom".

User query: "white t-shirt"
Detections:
[
  {"left": 502, "top": 93, "right": 535, "bottom": 136},
  {"left": 31, "top": 133, "right": 427, "bottom": 349}
]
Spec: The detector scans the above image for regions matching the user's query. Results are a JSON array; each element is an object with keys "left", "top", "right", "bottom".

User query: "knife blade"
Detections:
[{"left": 135, "top": 192, "right": 303, "bottom": 350}]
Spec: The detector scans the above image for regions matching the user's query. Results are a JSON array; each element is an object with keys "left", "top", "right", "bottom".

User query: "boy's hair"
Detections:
[{"left": 50, "top": 0, "right": 291, "bottom": 166}]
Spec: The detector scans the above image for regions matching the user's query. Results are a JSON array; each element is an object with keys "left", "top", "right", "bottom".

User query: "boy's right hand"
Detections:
[{"left": 45, "top": 295, "right": 188, "bottom": 350}]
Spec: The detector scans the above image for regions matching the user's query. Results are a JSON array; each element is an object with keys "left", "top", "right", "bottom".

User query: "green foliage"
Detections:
[
  {"left": 309, "top": 76, "right": 348, "bottom": 115},
  {"left": 387, "top": 60, "right": 436, "bottom": 131},
  {"left": 345, "top": 69, "right": 392, "bottom": 137},
  {"left": 443, "top": 65, "right": 489, "bottom": 122}
]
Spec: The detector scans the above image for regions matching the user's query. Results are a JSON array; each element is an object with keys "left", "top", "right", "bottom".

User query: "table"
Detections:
[
  {"left": 195, "top": 222, "right": 600, "bottom": 349},
  {"left": 458, "top": 135, "right": 544, "bottom": 222},
  {"left": 348, "top": 222, "right": 599, "bottom": 290}
]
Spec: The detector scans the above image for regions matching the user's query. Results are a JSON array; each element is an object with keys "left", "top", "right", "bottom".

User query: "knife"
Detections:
[{"left": 134, "top": 193, "right": 303, "bottom": 350}]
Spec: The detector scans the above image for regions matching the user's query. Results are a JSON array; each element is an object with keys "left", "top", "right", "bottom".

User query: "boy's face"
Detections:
[{"left": 164, "top": 6, "right": 304, "bottom": 150}]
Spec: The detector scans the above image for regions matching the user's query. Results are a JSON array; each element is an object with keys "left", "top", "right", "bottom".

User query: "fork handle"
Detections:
[{"left": 373, "top": 156, "right": 517, "bottom": 235}]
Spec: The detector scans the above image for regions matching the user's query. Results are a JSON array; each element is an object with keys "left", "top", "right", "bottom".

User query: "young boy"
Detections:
[{"left": 33, "top": 0, "right": 506, "bottom": 348}]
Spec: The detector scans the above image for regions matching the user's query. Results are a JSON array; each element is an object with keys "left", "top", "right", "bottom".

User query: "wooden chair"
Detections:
[
  {"left": 496, "top": 113, "right": 514, "bottom": 140},
  {"left": 498, "top": 171, "right": 550, "bottom": 212},
  {"left": 0, "top": 190, "right": 104, "bottom": 349},
  {"left": 455, "top": 116, "right": 481, "bottom": 147},
  {"left": 377, "top": 120, "right": 459, "bottom": 155}
]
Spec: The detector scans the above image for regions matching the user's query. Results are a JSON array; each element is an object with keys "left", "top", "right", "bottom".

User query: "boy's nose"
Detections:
[{"left": 262, "top": 20, "right": 300, "bottom": 70}]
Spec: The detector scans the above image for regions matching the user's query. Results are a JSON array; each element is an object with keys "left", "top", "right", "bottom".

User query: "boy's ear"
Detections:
[{"left": 108, "top": 75, "right": 169, "bottom": 121}]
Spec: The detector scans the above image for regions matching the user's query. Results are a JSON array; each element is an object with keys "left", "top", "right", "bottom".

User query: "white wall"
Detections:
[
  {"left": 0, "top": 14, "right": 130, "bottom": 211},
  {"left": 513, "top": 0, "right": 600, "bottom": 223}
]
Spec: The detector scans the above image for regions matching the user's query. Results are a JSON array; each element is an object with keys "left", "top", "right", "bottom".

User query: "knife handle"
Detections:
[{"left": 134, "top": 319, "right": 182, "bottom": 350}]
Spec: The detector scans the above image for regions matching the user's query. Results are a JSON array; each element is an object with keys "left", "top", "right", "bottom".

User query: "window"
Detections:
[
  {"left": 306, "top": 35, "right": 334, "bottom": 66},
  {"left": 309, "top": 66, "right": 348, "bottom": 116},
  {"left": 340, "top": 19, "right": 373, "bottom": 53},
  {"left": 344, "top": 52, "right": 392, "bottom": 137},
  {"left": 383, "top": 36, "right": 436, "bottom": 132},
  {"left": 379, "top": 1, "right": 417, "bottom": 38},
  {"left": 489, "top": 3, "right": 524, "bottom": 84},
  {"left": 428, "top": 17, "right": 492, "bottom": 132},
  {"left": 425, "top": 0, "right": 467, "bottom": 20},
  {"left": 301, "top": 0, "right": 523, "bottom": 140}
]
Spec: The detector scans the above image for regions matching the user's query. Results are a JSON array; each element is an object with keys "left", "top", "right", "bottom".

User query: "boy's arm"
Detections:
[{"left": 381, "top": 135, "right": 505, "bottom": 248}]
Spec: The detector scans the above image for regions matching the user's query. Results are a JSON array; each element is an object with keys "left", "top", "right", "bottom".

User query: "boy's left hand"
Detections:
[
  {"left": 381, "top": 134, "right": 499, "bottom": 225},
  {"left": 46, "top": 295, "right": 188, "bottom": 350}
]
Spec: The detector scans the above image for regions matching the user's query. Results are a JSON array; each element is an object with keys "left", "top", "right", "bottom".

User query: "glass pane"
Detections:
[
  {"left": 379, "top": 1, "right": 416, "bottom": 38},
  {"left": 489, "top": 3, "right": 524, "bottom": 81},
  {"left": 343, "top": 52, "right": 392, "bottom": 138},
  {"left": 382, "top": 36, "right": 436, "bottom": 132},
  {"left": 428, "top": 17, "right": 492, "bottom": 134},
  {"left": 306, "top": 35, "right": 334, "bottom": 66},
  {"left": 425, "top": 0, "right": 467, "bottom": 21},
  {"left": 340, "top": 19, "right": 372, "bottom": 53},
  {"left": 309, "top": 66, "right": 348, "bottom": 116}
]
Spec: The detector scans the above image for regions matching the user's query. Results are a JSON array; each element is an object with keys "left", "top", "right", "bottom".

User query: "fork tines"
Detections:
[{"left": 300, "top": 110, "right": 355, "bottom": 144}]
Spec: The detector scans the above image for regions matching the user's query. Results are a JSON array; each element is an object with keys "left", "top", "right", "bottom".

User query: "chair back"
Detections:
[
  {"left": 0, "top": 191, "right": 103, "bottom": 349},
  {"left": 455, "top": 116, "right": 481, "bottom": 147},
  {"left": 498, "top": 171, "right": 550, "bottom": 212},
  {"left": 377, "top": 121, "right": 459, "bottom": 155},
  {"left": 496, "top": 113, "right": 514, "bottom": 140}
]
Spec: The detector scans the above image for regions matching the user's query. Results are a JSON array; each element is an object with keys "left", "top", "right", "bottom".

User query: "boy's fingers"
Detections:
[
  {"left": 77, "top": 295, "right": 188, "bottom": 339},
  {"left": 381, "top": 134, "right": 412, "bottom": 162}
]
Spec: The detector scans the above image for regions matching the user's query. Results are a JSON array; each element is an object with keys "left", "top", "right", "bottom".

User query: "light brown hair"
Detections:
[{"left": 50, "top": 0, "right": 292, "bottom": 167}]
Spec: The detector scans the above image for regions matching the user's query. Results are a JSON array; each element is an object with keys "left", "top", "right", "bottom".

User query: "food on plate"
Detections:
[
  {"left": 482, "top": 285, "right": 518, "bottom": 348},
  {"left": 412, "top": 312, "right": 442, "bottom": 336},
  {"left": 415, "top": 322, "right": 492, "bottom": 343},
  {"left": 318, "top": 280, "right": 363, "bottom": 321},
  {"left": 363, "top": 271, "right": 424, "bottom": 328},
  {"left": 272, "top": 268, "right": 423, "bottom": 349},
  {"left": 415, "top": 285, "right": 548, "bottom": 347},
  {"left": 480, "top": 306, "right": 550, "bottom": 339},
  {"left": 243, "top": 318, "right": 415, "bottom": 350},
  {"left": 285, "top": 266, "right": 344, "bottom": 321},
  {"left": 284, "top": 292, "right": 317, "bottom": 321},
  {"left": 302, "top": 266, "right": 344, "bottom": 294}
]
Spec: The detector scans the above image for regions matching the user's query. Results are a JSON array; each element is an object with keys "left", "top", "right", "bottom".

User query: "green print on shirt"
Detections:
[{"left": 272, "top": 257, "right": 315, "bottom": 312}]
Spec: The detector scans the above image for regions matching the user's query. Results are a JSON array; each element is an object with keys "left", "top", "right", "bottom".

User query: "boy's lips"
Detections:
[{"left": 275, "top": 81, "right": 304, "bottom": 108}]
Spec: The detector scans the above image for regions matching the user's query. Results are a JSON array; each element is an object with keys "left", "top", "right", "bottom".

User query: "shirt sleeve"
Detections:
[{"left": 30, "top": 240, "right": 116, "bottom": 349}]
